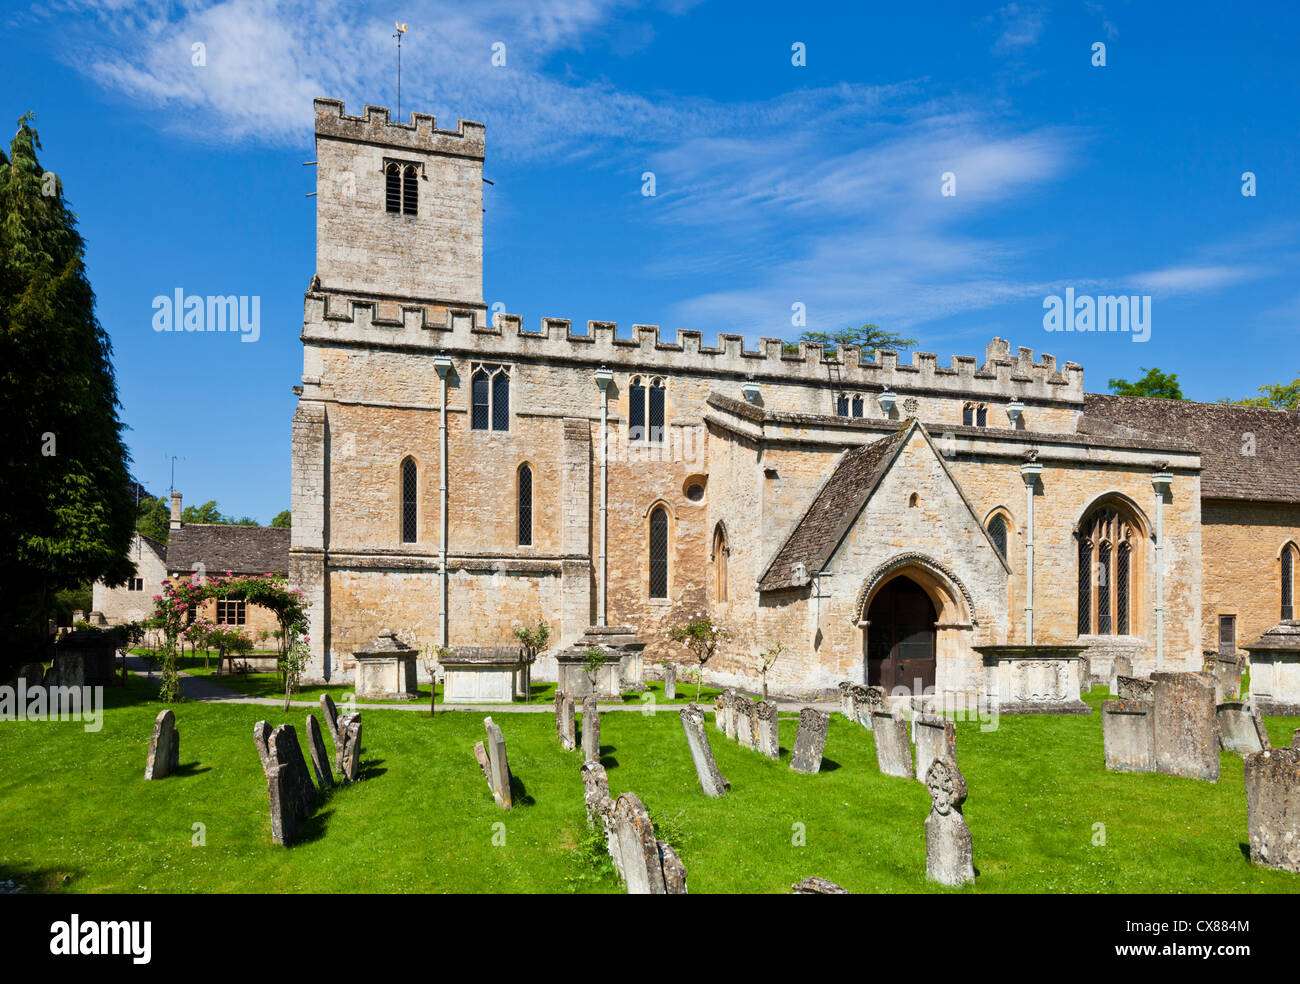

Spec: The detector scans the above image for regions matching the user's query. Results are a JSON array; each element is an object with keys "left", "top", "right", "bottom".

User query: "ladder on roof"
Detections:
[{"left": 825, "top": 352, "right": 843, "bottom": 411}]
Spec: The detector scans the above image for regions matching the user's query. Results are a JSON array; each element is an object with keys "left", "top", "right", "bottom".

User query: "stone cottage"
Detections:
[{"left": 288, "top": 97, "right": 1300, "bottom": 700}]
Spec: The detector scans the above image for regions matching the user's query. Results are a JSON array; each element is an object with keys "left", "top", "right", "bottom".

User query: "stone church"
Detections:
[{"left": 290, "top": 98, "right": 1300, "bottom": 703}]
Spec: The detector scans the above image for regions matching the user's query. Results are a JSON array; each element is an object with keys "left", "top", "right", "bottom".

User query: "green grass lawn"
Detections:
[{"left": 1, "top": 681, "right": 1298, "bottom": 893}]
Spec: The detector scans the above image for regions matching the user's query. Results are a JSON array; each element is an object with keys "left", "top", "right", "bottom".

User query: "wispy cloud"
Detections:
[{"left": 990, "top": 3, "right": 1046, "bottom": 55}]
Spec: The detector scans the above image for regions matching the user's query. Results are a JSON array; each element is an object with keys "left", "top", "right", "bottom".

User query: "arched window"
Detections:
[
  {"left": 492, "top": 370, "right": 510, "bottom": 431},
  {"left": 470, "top": 364, "right": 510, "bottom": 432},
  {"left": 517, "top": 465, "right": 533, "bottom": 546},
  {"left": 851, "top": 395, "right": 864, "bottom": 418},
  {"left": 648, "top": 377, "right": 666, "bottom": 443},
  {"left": 963, "top": 403, "right": 988, "bottom": 427},
  {"left": 987, "top": 514, "right": 1007, "bottom": 560},
  {"left": 712, "top": 523, "right": 728, "bottom": 603},
  {"left": 471, "top": 370, "right": 490, "bottom": 430},
  {"left": 1077, "top": 505, "right": 1141, "bottom": 636},
  {"left": 836, "top": 394, "right": 849, "bottom": 417},
  {"left": 402, "top": 165, "right": 418, "bottom": 216},
  {"left": 1283, "top": 543, "right": 1297, "bottom": 620},
  {"left": 385, "top": 162, "right": 402, "bottom": 213},
  {"left": 629, "top": 376, "right": 646, "bottom": 440},
  {"left": 401, "top": 457, "right": 418, "bottom": 543},
  {"left": 649, "top": 505, "right": 669, "bottom": 599},
  {"left": 976, "top": 404, "right": 987, "bottom": 427}
]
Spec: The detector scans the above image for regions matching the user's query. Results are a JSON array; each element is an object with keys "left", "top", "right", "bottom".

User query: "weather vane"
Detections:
[{"left": 394, "top": 22, "right": 408, "bottom": 120}]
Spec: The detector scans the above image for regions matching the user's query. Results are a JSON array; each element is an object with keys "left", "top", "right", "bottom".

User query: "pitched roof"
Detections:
[
  {"left": 757, "top": 426, "right": 913, "bottom": 592},
  {"left": 165, "top": 524, "right": 291, "bottom": 576},
  {"left": 1082, "top": 394, "right": 1300, "bottom": 503},
  {"left": 137, "top": 532, "right": 167, "bottom": 562}
]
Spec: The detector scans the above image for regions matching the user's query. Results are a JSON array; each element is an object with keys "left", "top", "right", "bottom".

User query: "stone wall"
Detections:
[{"left": 1201, "top": 499, "right": 1300, "bottom": 656}]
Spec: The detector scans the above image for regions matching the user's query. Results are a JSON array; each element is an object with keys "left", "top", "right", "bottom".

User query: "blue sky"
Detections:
[{"left": 3, "top": 1, "right": 1298, "bottom": 521}]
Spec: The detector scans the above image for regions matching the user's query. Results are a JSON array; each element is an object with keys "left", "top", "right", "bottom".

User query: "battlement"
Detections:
[
  {"left": 313, "top": 98, "right": 485, "bottom": 159},
  {"left": 302, "top": 290, "right": 1086, "bottom": 405}
]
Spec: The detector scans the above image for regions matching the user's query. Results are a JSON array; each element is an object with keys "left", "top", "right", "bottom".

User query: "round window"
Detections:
[{"left": 685, "top": 483, "right": 705, "bottom": 502}]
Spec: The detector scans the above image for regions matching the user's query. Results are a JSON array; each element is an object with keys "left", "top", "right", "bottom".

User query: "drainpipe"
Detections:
[
  {"left": 433, "top": 355, "right": 453, "bottom": 648},
  {"left": 1152, "top": 470, "right": 1172, "bottom": 670},
  {"left": 1020, "top": 461, "right": 1042, "bottom": 644},
  {"left": 594, "top": 367, "right": 613, "bottom": 628}
]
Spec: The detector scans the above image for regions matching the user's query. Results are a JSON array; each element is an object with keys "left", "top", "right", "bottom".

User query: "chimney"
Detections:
[{"left": 170, "top": 491, "right": 183, "bottom": 530}]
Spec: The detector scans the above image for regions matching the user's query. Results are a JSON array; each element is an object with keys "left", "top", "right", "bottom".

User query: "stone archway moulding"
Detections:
[{"left": 852, "top": 552, "right": 978, "bottom": 627}]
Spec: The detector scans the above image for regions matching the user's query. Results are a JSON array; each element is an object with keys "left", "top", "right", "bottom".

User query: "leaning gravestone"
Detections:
[
  {"left": 144, "top": 709, "right": 180, "bottom": 780},
  {"left": 851, "top": 685, "right": 886, "bottom": 730},
  {"left": 1102, "top": 699, "right": 1155, "bottom": 773},
  {"left": 721, "top": 689, "right": 738, "bottom": 740},
  {"left": 734, "top": 694, "right": 756, "bottom": 749},
  {"left": 1116, "top": 676, "right": 1154, "bottom": 701},
  {"left": 580, "top": 760, "right": 621, "bottom": 878},
  {"left": 871, "top": 711, "right": 915, "bottom": 779},
  {"left": 1244, "top": 746, "right": 1300, "bottom": 873},
  {"left": 664, "top": 663, "right": 676, "bottom": 700},
  {"left": 581, "top": 696, "right": 601, "bottom": 762},
  {"left": 305, "top": 713, "right": 336, "bottom": 788},
  {"left": 320, "top": 693, "right": 340, "bottom": 742},
  {"left": 838, "top": 682, "right": 854, "bottom": 718},
  {"left": 337, "top": 713, "right": 363, "bottom": 783},
  {"left": 253, "top": 720, "right": 274, "bottom": 777},
  {"left": 269, "top": 724, "right": 318, "bottom": 821},
  {"left": 1217, "top": 703, "right": 1269, "bottom": 756},
  {"left": 477, "top": 716, "right": 513, "bottom": 810},
  {"left": 1212, "top": 655, "right": 1243, "bottom": 702},
  {"left": 658, "top": 840, "right": 689, "bottom": 895},
  {"left": 678, "top": 704, "right": 730, "bottom": 798},
  {"left": 1109, "top": 655, "right": 1133, "bottom": 694},
  {"left": 924, "top": 755, "right": 975, "bottom": 887},
  {"left": 755, "top": 700, "right": 780, "bottom": 759},
  {"left": 790, "top": 707, "right": 829, "bottom": 774},
  {"left": 713, "top": 694, "right": 726, "bottom": 733},
  {"left": 266, "top": 762, "right": 296, "bottom": 847},
  {"left": 913, "top": 713, "right": 956, "bottom": 784},
  {"left": 613, "top": 793, "right": 667, "bottom": 895},
  {"left": 556, "top": 692, "right": 577, "bottom": 751},
  {"left": 1152, "top": 672, "right": 1219, "bottom": 782},
  {"left": 792, "top": 876, "right": 850, "bottom": 894}
]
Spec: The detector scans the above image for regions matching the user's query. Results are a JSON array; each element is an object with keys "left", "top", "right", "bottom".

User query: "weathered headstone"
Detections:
[
  {"left": 1102, "top": 699, "right": 1155, "bottom": 773},
  {"left": 320, "top": 693, "right": 340, "bottom": 742},
  {"left": 1152, "top": 672, "right": 1219, "bottom": 782},
  {"left": 1116, "top": 675, "right": 1154, "bottom": 701},
  {"left": 1217, "top": 703, "right": 1269, "bottom": 756},
  {"left": 253, "top": 720, "right": 274, "bottom": 777},
  {"left": 913, "top": 713, "right": 956, "bottom": 784},
  {"left": 144, "top": 709, "right": 180, "bottom": 781},
  {"left": 734, "top": 694, "right": 756, "bottom": 749},
  {"left": 1212, "top": 655, "right": 1243, "bottom": 702},
  {"left": 755, "top": 700, "right": 780, "bottom": 759},
  {"left": 305, "top": 713, "right": 336, "bottom": 788},
  {"left": 1244, "top": 746, "right": 1300, "bottom": 873},
  {"left": 663, "top": 663, "right": 676, "bottom": 700},
  {"left": 269, "top": 724, "right": 318, "bottom": 820},
  {"left": 871, "top": 711, "right": 914, "bottom": 779},
  {"left": 790, "top": 707, "right": 829, "bottom": 774},
  {"left": 1109, "top": 655, "right": 1133, "bottom": 693},
  {"left": 713, "top": 694, "right": 726, "bottom": 733},
  {"left": 850, "top": 685, "right": 886, "bottom": 729},
  {"left": 581, "top": 696, "right": 601, "bottom": 762},
  {"left": 337, "top": 712, "right": 362, "bottom": 783},
  {"left": 838, "top": 681, "right": 854, "bottom": 719},
  {"left": 722, "top": 689, "right": 738, "bottom": 740},
  {"left": 658, "top": 840, "right": 689, "bottom": 894},
  {"left": 792, "top": 876, "right": 850, "bottom": 894},
  {"left": 613, "top": 792, "right": 667, "bottom": 894},
  {"left": 679, "top": 704, "right": 730, "bottom": 797},
  {"left": 556, "top": 691, "right": 577, "bottom": 750},
  {"left": 482, "top": 716, "right": 512, "bottom": 810},
  {"left": 924, "top": 755, "right": 975, "bottom": 887},
  {"left": 580, "top": 759, "right": 621, "bottom": 877},
  {"left": 266, "top": 762, "right": 296, "bottom": 846}
]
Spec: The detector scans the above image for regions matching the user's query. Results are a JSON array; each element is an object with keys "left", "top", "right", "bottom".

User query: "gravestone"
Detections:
[
  {"left": 792, "top": 876, "right": 850, "bottom": 894},
  {"left": 305, "top": 713, "right": 336, "bottom": 788},
  {"left": 266, "top": 762, "right": 296, "bottom": 847},
  {"left": 1217, "top": 703, "right": 1269, "bottom": 756},
  {"left": 269, "top": 724, "right": 318, "bottom": 821},
  {"left": 722, "top": 689, "right": 738, "bottom": 740},
  {"left": 1152, "top": 672, "right": 1219, "bottom": 782},
  {"left": 871, "top": 711, "right": 915, "bottom": 779},
  {"left": 678, "top": 704, "right": 730, "bottom": 797},
  {"left": 253, "top": 720, "right": 274, "bottom": 777},
  {"left": 913, "top": 713, "right": 957, "bottom": 784},
  {"left": 851, "top": 685, "right": 886, "bottom": 729},
  {"left": 924, "top": 755, "right": 975, "bottom": 887},
  {"left": 320, "top": 693, "right": 340, "bottom": 742},
  {"left": 337, "top": 713, "right": 362, "bottom": 783},
  {"left": 838, "top": 682, "right": 854, "bottom": 718},
  {"left": 713, "top": 694, "right": 726, "bottom": 733},
  {"left": 144, "top": 709, "right": 180, "bottom": 780},
  {"left": 664, "top": 663, "right": 676, "bottom": 700},
  {"left": 1102, "top": 699, "right": 1156, "bottom": 773},
  {"left": 480, "top": 716, "right": 512, "bottom": 810},
  {"left": 1294, "top": 729, "right": 1300, "bottom": 749},
  {"left": 580, "top": 760, "right": 621, "bottom": 878},
  {"left": 613, "top": 793, "right": 667, "bottom": 895},
  {"left": 1116, "top": 676, "right": 1154, "bottom": 701},
  {"left": 1109, "top": 655, "right": 1133, "bottom": 693},
  {"left": 734, "top": 694, "right": 756, "bottom": 749},
  {"left": 1244, "top": 746, "right": 1300, "bottom": 873},
  {"left": 556, "top": 692, "right": 577, "bottom": 750},
  {"left": 581, "top": 696, "right": 601, "bottom": 762},
  {"left": 658, "top": 840, "right": 689, "bottom": 895},
  {"left": 1212, "top": 655, "right": 1243, "bottom": 702},
  {"left": 790, "top": 707, "right": 829, "bottom": 774},
  {"left": 755, "top": 700, "right": 780, "bottom": 759}
]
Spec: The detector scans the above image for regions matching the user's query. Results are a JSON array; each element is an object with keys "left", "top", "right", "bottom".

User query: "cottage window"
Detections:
[{"left": 216, "top": 598, "right": 246, "bottom": 626}]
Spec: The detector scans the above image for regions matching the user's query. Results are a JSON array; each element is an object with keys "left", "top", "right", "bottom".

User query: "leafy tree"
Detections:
[
  {"left": 784, "top": 323, "right": 918, "bottom": 358},
  {"left": 1107, "top": 367, "right": 1184, "bottom": 400},
  {"left": 136, "top": 494, "right": 171, "bottom": 544},
  {"left": 270, "top": 509, "right": 292, "bottom": 528},
  {"left": 180, "top": 500, "right": 259, "bottom": 526},
  {"left": 669, "top": 614, "right": 733, "bottom": 701},
  {"left": 0, "top": 113, "right": 135, "bottom": 666},
  {"left": 1220, "top": 376, "right": 1300, "bottom": 410}
]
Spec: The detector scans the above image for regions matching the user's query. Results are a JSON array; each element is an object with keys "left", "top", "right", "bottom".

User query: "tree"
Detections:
[
  {"left": 0, "top": 113, "right": 135, "bottom": 668},
  {"left": 1107, "top": 367, "right": 1184, "bottom": 400},
  {"left": 757, "top": 642, "right": 782, "bottom": 701},
  {"left": 784, "top": 323, "right": 918, "bottom": 358},
  {"left": 1221, "top": 376, "right": 1300, "bottom": 410},
  {"left": 136, "top": 495, "right": 171, "bottom": 544},
  {"left": 270, "top": 509, "right": 292, "bottom": 528},
  {"left": 180, "top": 500, "right": 259, "bottom": 526},
  {"left": 668, "top": 614, "right": 733, "bottom": 701}
]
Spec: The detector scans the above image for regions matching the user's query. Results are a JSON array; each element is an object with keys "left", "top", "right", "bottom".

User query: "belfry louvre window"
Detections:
[
  {"left": 1078, "top": 506, "right": 1140, "bottom": 636},
  {"left": 471, "top": 364, "right": 510, "bottom": 432},
  {"left": 385, "top": 162, "right": 419, "bottom": 215},
  {"left": 987, "top": 514, "right": 1008, "bottom": 560},
  {"left": 216, "top": 598, "right": 246, "bottom": 626},
  {"left": 517, "top": 465, "right": 533, "bottom": 546},
  {"left": 630, "top": 376, "right": 666, "bottom": 443},
  {"left": 1283, "top": 544, "right": 1297, "bottom": 620},
  {"left": 649, "top": 506, "right": 669, "bottom": 599},
  {"left": 401, "top": 458, "right": 418, "bottom": 543}
]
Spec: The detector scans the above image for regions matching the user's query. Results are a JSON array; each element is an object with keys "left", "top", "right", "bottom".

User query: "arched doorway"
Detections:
[{"left": 866, "top": 575, "right": 937, "bottom": 693}]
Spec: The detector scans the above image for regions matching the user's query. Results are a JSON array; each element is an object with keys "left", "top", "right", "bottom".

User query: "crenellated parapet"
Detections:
[
  {"left": 313, "top": 98, "right": 484, "bottom": 159},
  {"left": 301, "top": 290, "right": 1085, "bottom": 404}
]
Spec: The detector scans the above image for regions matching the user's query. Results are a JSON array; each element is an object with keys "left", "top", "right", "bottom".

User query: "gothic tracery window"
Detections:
[
  {"left": 471, "top": 364, "right": 510, "bottom": 431},
  {"left": 1077, "top": 506, "right": 1140, "bottom": 636},
  {"left": 630, "top": 376, "right": 666, "bottom": 443},
  {"left": 649, "top": 505, "right": 669, "bottom": 599},
  {"left": 385, "top": 162, "right": 419, "bottom": 215},
  {"left": 987, "top": 513, "right": 1008, "bottom": 560}
]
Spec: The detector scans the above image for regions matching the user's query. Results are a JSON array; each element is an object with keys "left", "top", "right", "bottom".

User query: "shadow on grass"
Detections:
[
  {"left": 0, "top": 864, "right": 86, "bottom": 894},
  {"left": 817, "top": 757, "right": 842, "bottom": 772},
  {"left": 292, "top": 808, "right": 336, "bottom": 846},
  {"left": 358, "top": 757, "right": 386, "bottom": 781},
  {"left": 173, "top": 762, "right": 211, "bottom": 778},
  {"left": 509, "top": 774, "right": 536, "bottom": 807}
]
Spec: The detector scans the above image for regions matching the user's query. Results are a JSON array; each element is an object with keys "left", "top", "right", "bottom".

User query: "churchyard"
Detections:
[{"left": 1, "top": 674, "right": 1298, "bottom": 894}]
